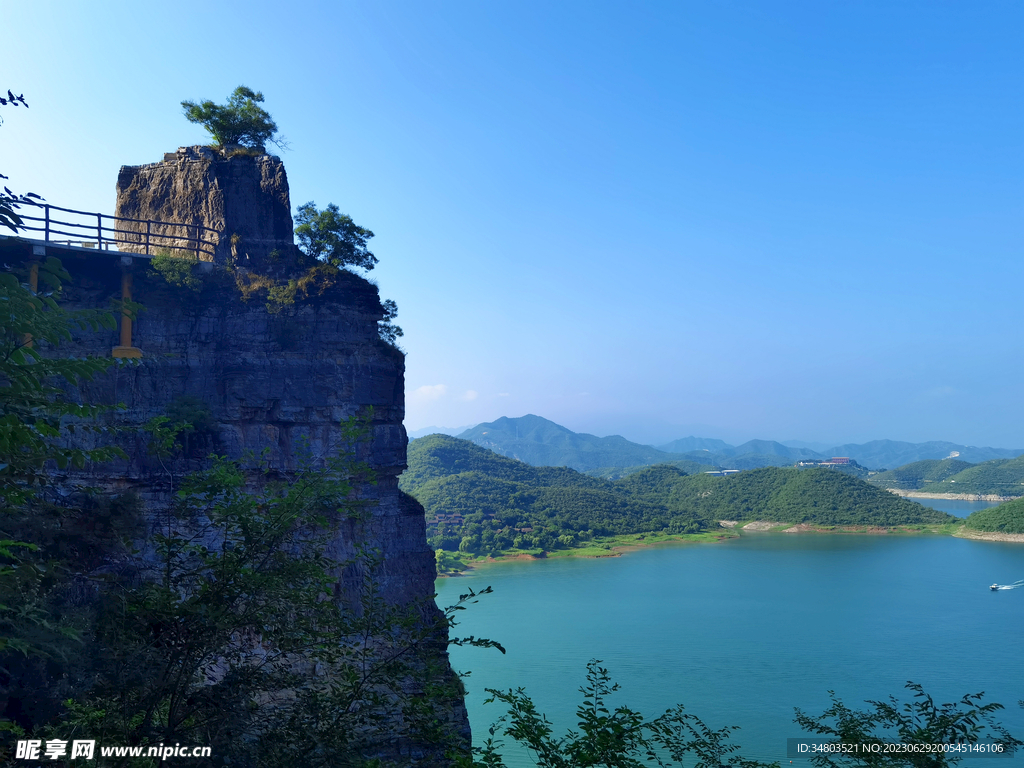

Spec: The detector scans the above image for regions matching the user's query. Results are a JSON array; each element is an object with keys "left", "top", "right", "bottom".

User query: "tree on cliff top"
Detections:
[
  {"left": 295, "top": 202, "right": 378, "bottom": 271},
  {"left": 181, "top": 86, "right": 286, "bottom": 151},
  {"left": 294, "top": 201, "right": 404, "bottom": 346}
]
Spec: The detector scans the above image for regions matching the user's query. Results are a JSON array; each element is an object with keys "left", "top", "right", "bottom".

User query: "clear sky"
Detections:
[{"left": 4, "top": 1, "right": 1022, "bottom": 447}]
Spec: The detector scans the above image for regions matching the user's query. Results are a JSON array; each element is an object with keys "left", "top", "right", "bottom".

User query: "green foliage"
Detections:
[
  {"left": 793, "top": 682, "right": 1021, "bottom": 767},
  {"left": 869, "top": 459, "right": 976, "bottom": 491},
  {"left": 235, "top": 262, "right": 357, "bottom": 314},
  {"left": 0, "top": 90, "right": 28, "bottom": 121},
  {"left": 468, "top": 668, "right": 1021, "bottom": 768},
  {"left": 295, "top": 202, "right": 378, "bottom": 272},
  {"left": 181, "top": 86, "right": 283, "bottom": 151},
  {"left": 164, "top": 395, "right": 215, "bottom": 436},
  {"left": 145, "top": 396, "right": 217, "bottom": 469},
  {"left": 0, "top": 491, "right": 143, "bottom": 666},
  {"left": 436, "top": 548, "right": 467, "bottom": 574},
  {"left": 0, "top": 258, "right": 126, "bottom": 506},
  {"left": 661, "top": 466, "right": 954, "bottom": 526},
  {"left": 403, "top": 436, "right": 710, "bottom": 555},
  {"left": 0, "top": 254, "right": 140, "bottom": 738},
  {"left": 403, "top": 437, "right": 955, "bottom": 556},
  {"left": 963, "top": 497, "right": 1024, "bottom": 533},
  {"left": 379, "top": 297, "right": 404, "bottom": 347},
  {"left": 8, "top": 438, "right": 477, "bottom": 766},
  {"left": 0, "top": 188, "right": 41, "bottom": 235},
  {"left": 0, "top": 89, "right": 42, "bottom": 234},
  {"left": 916, "top": 455, "right": 1024, "bottom": 497},
  {"left": 467, "top": 660, "right": 774, "bottom": 768},
  {"left": 148, "top": 251, "right": 201, "bottom": 291}
]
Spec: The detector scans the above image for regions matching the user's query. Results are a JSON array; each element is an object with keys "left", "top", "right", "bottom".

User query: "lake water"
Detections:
[
  {"left": 437, "top": 521, "right": 1024, "bottom": 766},
  {"left": 910, "top": 497, "right": 1004, "bottom": 517}
]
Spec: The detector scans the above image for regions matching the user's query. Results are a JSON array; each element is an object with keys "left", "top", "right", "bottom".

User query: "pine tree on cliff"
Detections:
[{"left": 181, "top": 86, "right": 288, "bottom": 152}]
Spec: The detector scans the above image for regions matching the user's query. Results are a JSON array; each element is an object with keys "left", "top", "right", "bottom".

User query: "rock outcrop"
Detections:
[
  {"left": 115, "top": 147, "right": 299, "bottom": 270},
  {"left": 10, "top": 149, "right": 469, "bottom": 761}
]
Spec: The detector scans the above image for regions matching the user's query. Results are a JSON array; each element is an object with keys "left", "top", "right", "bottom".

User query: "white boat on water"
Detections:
[{"left": 990, "top": 584, "right": 1000, "bottom": 591}]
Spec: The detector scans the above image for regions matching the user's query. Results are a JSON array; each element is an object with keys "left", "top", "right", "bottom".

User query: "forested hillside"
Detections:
[
  {"left": 869, "top": 459, "right": 975, "bottom": 490},
  {"left": 402, "top": 436, "right": 709, "bottom": 555},
  {"left": 620, "top": 465, "right": 951, "bottom": 527},
  {"left": 916, "top": 455, "right": 1024, "bottom": 497},
  {"left": 402, "top": 436, "right": 955, "bottom": 557},
  {"left": 963, "top": 498, "right": 1024, "bottom": 534}
]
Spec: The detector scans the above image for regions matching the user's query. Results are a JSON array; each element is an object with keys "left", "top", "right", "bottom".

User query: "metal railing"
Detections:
[{"left": 16, "top": 202, "right": 220, "bottom": 260}]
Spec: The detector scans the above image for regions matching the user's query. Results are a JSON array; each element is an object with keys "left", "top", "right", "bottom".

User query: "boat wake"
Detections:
[{"left": 990, "top": 579, "right": 1024, "bottom": 591}]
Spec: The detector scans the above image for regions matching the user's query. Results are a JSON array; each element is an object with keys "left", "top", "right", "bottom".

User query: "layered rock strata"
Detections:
[
  {"left": 115, "top": 147, "right": 298, "bottom": 270},
  {"left": 8, "top": 149, "right": 469, "bottom": 761}
]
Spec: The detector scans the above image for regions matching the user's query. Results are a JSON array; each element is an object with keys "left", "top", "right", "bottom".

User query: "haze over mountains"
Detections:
[{"left": 419, "top": 415, "right": 1024, "bottom": 473}]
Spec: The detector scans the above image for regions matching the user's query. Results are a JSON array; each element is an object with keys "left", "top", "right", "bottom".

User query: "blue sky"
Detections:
[{"left": 4, "top": 1, "right": 1022, "bottom": 446}]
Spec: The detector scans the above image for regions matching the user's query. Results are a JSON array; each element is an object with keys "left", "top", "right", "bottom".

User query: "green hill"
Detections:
[
  {"left": 963, "top": 498, "right": 1024, "bottom": 534},
  {"left": 916, "top": 455, "right": 1024, "bottom": 497},
  {"left": 402, "top": 436, "right": 708, "bottom": 555},
  {"left": 869, "top": 459, "right": 975, "bottom": 490},
  {"left": 402, "top": 436, "right": 955, "bottom": 558},
  {"left": 646, "top": 466, "right": 952, "bottom": 526}
]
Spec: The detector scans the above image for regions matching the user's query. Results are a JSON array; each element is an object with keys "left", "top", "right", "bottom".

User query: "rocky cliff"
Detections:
[
  {"left": 10, "top": 148, "right": 468, "bottom": 761},
  {"left": 60, "top": 258, "right": 432, "bottom": 606},
  {"left": 115, "top": 146, "right": 299, "bottom": 270}
]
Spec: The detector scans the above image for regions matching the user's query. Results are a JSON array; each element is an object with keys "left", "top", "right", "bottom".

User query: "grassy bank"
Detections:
[
  {"left": 434, "top": 522, "right": 962, "bottom": 576},
  {"left": 435, "top": 530, "right": 737, "bottom": 574}
]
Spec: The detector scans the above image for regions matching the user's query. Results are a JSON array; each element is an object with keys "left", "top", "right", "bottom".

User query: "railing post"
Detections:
[
  {"left": 146, "top": 220, "right": 151, "bottom": 256},
  {"left": 97, "top": 213, "right": 103, "bottom": 249},
  {"left": 44, "top": 205, "right": 50, "bottom": 241}
]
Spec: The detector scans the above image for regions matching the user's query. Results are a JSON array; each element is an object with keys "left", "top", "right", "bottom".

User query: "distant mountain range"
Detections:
[
  {"left": 657, "top": 436, "right": 733, "bottom": 454},
  {"left": 407, "top": 425, "right": 475, "bottom": 439},
  {"left": 427, "top": 415, "right": 1024, "bottom": 472},
  {"left": 455, "top": 415, "right": 678, "bottom": 472}
]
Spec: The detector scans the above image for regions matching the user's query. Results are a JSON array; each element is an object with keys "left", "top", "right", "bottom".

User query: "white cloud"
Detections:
[
  {"left": 498, "top": 392, "right": 510, "bottom": 397},
  {"left": 411, "top": 384, "right": 447, "bottom": 402},
  {"left": 461, "top": 390, "right": 479, "bottom": 401}
]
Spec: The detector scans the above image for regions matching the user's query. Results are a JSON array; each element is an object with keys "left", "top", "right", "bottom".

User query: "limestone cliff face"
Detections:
[
  {"left": 60, "top": 262, "right": 429, "bottom": 605},
  {"left": 32, "top": 150, "right": 469, "bottom": 757},
  {"left": 115, "top": 147, "right": 298, "bottom": 270}
]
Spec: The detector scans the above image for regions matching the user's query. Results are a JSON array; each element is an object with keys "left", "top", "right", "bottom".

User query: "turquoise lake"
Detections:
[{"left": 436, "top": 510, "right": 1024, "bottom": 766}]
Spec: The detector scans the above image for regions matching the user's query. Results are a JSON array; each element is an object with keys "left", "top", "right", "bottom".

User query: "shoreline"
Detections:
[
  {"left": 435, "top": 521, "right": 963, "bottom": 576},
  {"left": 885, "top": 489, "right": 1017, "bottom": 502},
  {"left": 953, "top": 526, "right": 1024, "bottom": 543},
  {"left": 437, "top": 531, "right": 737, "bottom": 576}
]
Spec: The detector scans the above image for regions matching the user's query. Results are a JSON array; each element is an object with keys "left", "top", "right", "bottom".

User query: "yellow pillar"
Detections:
[
  {"left": 23, "top": 262, "right": 39, "bottom": 348},
  {"left": 112, "top": 268, "right": 142, "bottom": 358}
]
